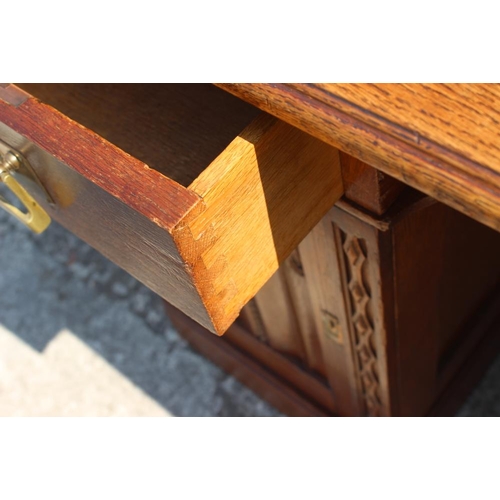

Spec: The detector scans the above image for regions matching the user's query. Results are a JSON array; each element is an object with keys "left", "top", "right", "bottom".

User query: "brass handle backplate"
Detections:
[{"left": 0, "top": 140, "right": 51, "bottom": 234}]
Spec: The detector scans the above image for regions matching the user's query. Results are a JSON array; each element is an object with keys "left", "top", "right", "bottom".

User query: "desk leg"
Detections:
[{"left": 167, "top": 193, "right": 500, "bottom": 416}]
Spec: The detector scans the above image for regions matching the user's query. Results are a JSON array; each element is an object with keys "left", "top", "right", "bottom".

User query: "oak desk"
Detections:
[{"left": 1, "top": 84, "right": 499, "bottom": 416}]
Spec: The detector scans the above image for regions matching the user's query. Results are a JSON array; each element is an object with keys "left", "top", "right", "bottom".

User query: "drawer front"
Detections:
[
  {"left": 0, "top": 103, "right": 210, "bottom": 329},
  {"left": 0, "top": 84, "right": 343, "bottom": 334}
]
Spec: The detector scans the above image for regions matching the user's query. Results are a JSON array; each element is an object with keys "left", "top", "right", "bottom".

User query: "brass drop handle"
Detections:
[{"left": 0, "top": 148, "right": 51, "bottom": 234}]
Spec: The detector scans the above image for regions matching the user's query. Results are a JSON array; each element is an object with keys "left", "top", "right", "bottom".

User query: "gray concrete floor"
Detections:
[
  {"left": 0, "top": 209, "right": 498, "bottom": 416},
  {"left": 0, "top": 211, "right": 280, "bottom": 416}
]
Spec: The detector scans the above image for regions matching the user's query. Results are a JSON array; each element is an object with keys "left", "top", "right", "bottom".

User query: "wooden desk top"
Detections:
[{"left": 218, "top": 84, "right": 500, "bottom": 231}]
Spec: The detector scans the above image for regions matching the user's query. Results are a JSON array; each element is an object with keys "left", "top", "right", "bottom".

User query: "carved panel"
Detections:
[
  {"left": 340, "top": 231, "right": 383, "bottom": 416},
  {"left": 240, "top": 299, "right": 269, "bottom": 343},
  {"left": 238, "top": 245, "right": 327, "bottom": 375}
]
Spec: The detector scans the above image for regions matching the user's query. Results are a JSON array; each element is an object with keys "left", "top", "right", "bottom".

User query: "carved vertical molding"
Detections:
[
  {"left": 243, "top": 299, "right": 269, "bottom": 344},
  {"left": 339, "top": 230, "right": 383, "bottom": 417}
]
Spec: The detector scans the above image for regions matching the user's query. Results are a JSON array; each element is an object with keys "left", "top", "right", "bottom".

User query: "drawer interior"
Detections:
[
  {"left": 17, "top": 83, "right": 260, "bottom": 187},
  {"left": 2, "top": 83, "right": 343, "bottom": 335}
]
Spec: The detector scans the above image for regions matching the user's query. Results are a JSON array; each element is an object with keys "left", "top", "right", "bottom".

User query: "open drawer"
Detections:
[{"left": 0, "top": 84, "right": 343, "bottom": 334}]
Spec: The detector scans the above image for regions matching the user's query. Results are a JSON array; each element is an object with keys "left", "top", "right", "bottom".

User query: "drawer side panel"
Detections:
[{"left": 0, "top": 121, "right": 212, "bottom": 330}]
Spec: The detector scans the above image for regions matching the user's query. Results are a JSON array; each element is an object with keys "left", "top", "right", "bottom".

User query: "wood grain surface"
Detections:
[
  {"left": 166, "top": 302, "right": 331, "bottom": 416},
  {"left": 339, "top": 152, "right": 406, "bottom": 214},
  {"left": 17, "top": 83, "right": 260, "bottom": 187},
  {"left": 217, "top": 84, "right": 500, "bottom": 232},
  {"left": 232, "top": 295, "right": 334, "bottom": 412},
  {"left": 175, "top": 114, "right": 343, "bottom": 334},
  {"left": 0, "top": 119, "right": 213, "bottom": 329},
  {"left": 0, "top": 85, "right": 344, "bottom": 334},
  {"left": 391, "top": 201, "right": 500, "bottom": 415},
  {"left": 281, "top": 249, "right": 326, "bottom": 375},
  {"left": 0, "top": 87, "right": 199, "bottom": 230},
  {"left": 252, "top": 270, "right": 306, "bottom": 358}
]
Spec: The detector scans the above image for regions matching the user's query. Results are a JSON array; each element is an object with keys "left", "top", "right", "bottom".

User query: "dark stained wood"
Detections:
[
  {"left": 252, "top": 270, "right": 306, "bottom": 358},
  {"left": 237, "top": 300, "right": 269, "bottom": 343},
  {"left": 217, "top": 83, "right": 500, "bottom": 232},
  {"left": 227, "top": 318, "right": 336, "bottom": 414},
  {"left": 326, "top": 194, "right": 500, "bottom": 416},
  {"left": 391, "top": 202, "right": 500, "bottom": 416},
  {"left": 238, "top": 249, "right": 328, "bottom": 379},
  {"left": 428, "top": 291, "right": 500, "bottom": 416},
  {"left": 298, "top": 214, "right": 366, "bottom": 416},
  {"left": 0, "top": 88, "right": 199, "bottom": 230},
  {"left": 281, "top": 248, "right": 326, "bottom": 376},
  {"left": 17, "top": 83, "right": 260, "bottom": 187},
  {"left": 191, "top": 189, "right": 500, "bottom": 416},
  {"left": 322, "top": 207, "right": 396, "bottom": 416},
  {"left": 437, "top": 288, "right": 500, "bottom": 397},
  {"left": 0, "top": 120, "right": 213, "bottom": 328},
  {"left": 169, "top": 269, "right": 500, "bottom": 417},
  {"left": 165, "top": 302, "right": 330, "bottom": 417},
  {"left": 339, "top": 152, "right": 406, "bottom": 214},
  {"left": 389, "top": 202, "right": 448, "bottom": 415}
]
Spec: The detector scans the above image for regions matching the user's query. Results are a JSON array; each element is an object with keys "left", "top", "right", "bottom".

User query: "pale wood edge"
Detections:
[{"left": 173, "top": 115, "right": 344, "bottom": 335}]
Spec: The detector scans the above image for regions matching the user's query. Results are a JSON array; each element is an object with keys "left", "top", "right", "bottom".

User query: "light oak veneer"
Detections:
[{"left": 218, "top": 84, "right": 500, "bottom": 232}]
